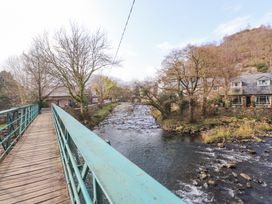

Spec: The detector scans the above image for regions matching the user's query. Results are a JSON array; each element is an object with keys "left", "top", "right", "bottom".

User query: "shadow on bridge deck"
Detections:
[{"left": 0, "top": 112, "right": 69, "bottom": 203}]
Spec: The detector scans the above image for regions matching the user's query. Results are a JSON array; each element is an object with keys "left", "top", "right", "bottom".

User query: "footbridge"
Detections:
[{"left": 0, "top": 104, "right": 184, "bottom": 204}]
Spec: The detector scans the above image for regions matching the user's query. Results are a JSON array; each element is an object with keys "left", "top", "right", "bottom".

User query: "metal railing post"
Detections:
[{"left": 19, "top": 108, "right": 24, "bottom": 135}]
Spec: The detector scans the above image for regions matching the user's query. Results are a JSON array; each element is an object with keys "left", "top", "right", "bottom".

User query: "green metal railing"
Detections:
[
  {"left": 51, "top": 104, "right": 184, "bottom": 204},
  {"left": 0, "top": 104, "right": 39, "bottom": 161}
]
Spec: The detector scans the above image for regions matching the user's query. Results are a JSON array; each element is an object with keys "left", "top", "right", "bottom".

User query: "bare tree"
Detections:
[
  {"left": 23, "top": 40, "right": 58, "bottom": 109},
  {"left": 160, "top": 46, "right": 201, "bottom": 122},
  {"left": 41, "top": 23, "right": 114, "bottom": 116},
  {"left": 218, "top": 42, "right": 240, "bottom": 105},
  {"left": 139, "top": 80, "right": 173, "bottom": 119},
  {"left": 4, "top": 56, "right": 29, "bottom": 104},
  {"left": 161, "top": 50, "right": 184, "bottom": 115},
  {"left": 195, "top": 45, "right": 218, "bottom": 116}
]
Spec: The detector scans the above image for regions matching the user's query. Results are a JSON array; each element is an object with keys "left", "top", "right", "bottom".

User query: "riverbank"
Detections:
[
  {"left": 87, "top": 103, "right": 118, "bottom": 128},
  {"left": 152, "top": 109, "right": 272, "bottom": 144},
  {"left": 65, "top": 103, "right": 118, "bottom": 129}
]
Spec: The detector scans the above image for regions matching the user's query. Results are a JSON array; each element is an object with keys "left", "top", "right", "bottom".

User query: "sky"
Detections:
[{"left": 0, "top": 0, "right": 272, "bottom": 81}]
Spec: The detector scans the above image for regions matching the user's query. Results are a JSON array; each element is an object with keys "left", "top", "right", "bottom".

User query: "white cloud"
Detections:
[{"left": 214, "top": 16, "right": 250, "bottom": 37}]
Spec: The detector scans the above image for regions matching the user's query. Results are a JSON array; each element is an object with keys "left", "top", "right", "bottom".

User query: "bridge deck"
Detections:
[{"left": 0, "top": 112, "right": 69, "bottom": 204}]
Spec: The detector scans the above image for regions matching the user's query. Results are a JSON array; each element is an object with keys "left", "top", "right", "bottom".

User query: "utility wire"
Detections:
[{"left": 112, "top": 0, "right": 136, "bottom": 64}]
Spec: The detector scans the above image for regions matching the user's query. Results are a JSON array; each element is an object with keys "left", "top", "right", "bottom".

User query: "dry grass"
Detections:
[
  {"left": 234, "top": 122, "right": 255, "bottom": 139},
  {"left": 202, "top": 127, "right": 232, "bottom": 143},
  {"left": 202, "top": 120, "right": 272, "bottom": 143},
  {"left": 255, "top": 122, "right": 272, "bottom": 132}
]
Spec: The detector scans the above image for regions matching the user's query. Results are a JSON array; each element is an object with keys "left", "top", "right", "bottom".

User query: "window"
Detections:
[
  {"left": 257, "top": 79, "right": 270, "bottom": 86},
  {"left": 232, "top": 96, "right": 242, "bottom": 105},
  {"left": 231, "top": 82, "right": 242, "bottom": 87},
  {"left": 255, "top": 96, "right": 270, "bottom": 105}
]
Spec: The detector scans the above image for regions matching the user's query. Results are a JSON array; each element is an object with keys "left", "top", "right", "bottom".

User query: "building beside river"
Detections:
[
  {"left": 46, "top": 87, "right": 72, "bottom": 108},
  {"left": 229, "top": 73, "right": 272, "bottom": 108}
]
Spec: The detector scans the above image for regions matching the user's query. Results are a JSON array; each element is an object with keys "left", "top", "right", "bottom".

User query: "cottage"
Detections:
[
  {"left": 229, "top": 73, "right": 272, "bottom": 108},
  {"left": 46, "top": 87, "right": 72, "bottom": 108}
]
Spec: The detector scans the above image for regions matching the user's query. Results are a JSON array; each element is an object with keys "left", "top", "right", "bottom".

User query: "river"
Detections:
[{"left": 93, "top": 103, "right": 272, "bottom": 204}]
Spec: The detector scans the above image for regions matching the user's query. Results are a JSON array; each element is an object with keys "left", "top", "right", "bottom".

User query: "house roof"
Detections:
[
  {"left": 231, "top": 73, "right": 272, "bottom": 95},
  {"left": 49, "top": 87, "right": 70, "bottom": 97}
]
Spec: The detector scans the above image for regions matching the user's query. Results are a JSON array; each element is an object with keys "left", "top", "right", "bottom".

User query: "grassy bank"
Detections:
[
  {"left": 152, "top": 108, "right": 230, "bottom": 134},
  {"left": 202, "top": 120, "right": 272, "bottom": 143},
  {"left": 151, "top": 108, "right": 272, "bottom": 143},
  {"left": 65, "top": 103, "right": 118, "bottom": 129},
  {"left": 87, "top": 103, "right": 118, "bottom": 128}
]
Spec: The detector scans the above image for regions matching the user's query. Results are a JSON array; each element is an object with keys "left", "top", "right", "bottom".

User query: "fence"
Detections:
[{"left": 0, "top": 104, "right": 39, "bottom": 161}]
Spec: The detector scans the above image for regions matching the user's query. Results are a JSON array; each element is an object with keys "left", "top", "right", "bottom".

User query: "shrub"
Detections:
[
  {"left": 161, "top": 119, "right": 181, "bottom": 131},
  {"left": 202, "top": 127, "right": 232, "bottom": 143},
  {"left": 234, "top": 122, "right": 254, "bottom": 138},
  {"left": 255, "top": 122, "right": 272, "bottom": 132},
  {"left": 256, "top": 63, "right": 269, "bottom": 73}
]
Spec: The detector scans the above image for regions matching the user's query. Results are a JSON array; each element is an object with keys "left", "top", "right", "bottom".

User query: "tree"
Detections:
[
  {"left": 181, "top": 45, "right": 202, "bottom": 122},
  {"left": 139, "top": 80, "right": 174, "bottom": 119},
  {"left": 161, "top": 50, "right": 185, "bottom": 115},
  {"left": 23, "top": 40, "right": 58, "bottom": 109},
  {"left": 160, "top": 46, "right": 201, "bottom": 122},
  {"left": 41, "top": 23, "right": 114, "bottom": 116},
  {"left": 91, "top": 75, "right": 118, "bottom": 106},
  {"left": 195, "top": 45, "right": 218, "bottom": 116},
  {"left": 0, "top": 71, "right": 21, "bottom": 110},
  {"left": 4, "top": 56, "right": 29, "bottom": 105},
  {"left": 217, "top": 42, "right": 240, "bottom": 105}
]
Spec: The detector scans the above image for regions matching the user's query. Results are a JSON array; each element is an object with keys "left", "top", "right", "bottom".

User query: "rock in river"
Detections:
[
  {"left": 246, "top": 182, "right": 252, "bottom": 188},
  {"left": 247, "top": 149, "right": 256, "bottom": 155},
  {"left": 199, "top": 172, "right": 208, "bottom": 180},
  {"left": 224, "top": 161, "right": 237, "bottom": 169},
  {"left": 217, "top": 143, "right": 225, "bottom": 148},
  {"left": 232, "top": 172, "right": 238, "bottom": 177},
  {"left": 208, "top": 179, "right": 216, "bottom": 186},
  {"left": 240, "top": 173, "right": 252, "bottom": 181}
]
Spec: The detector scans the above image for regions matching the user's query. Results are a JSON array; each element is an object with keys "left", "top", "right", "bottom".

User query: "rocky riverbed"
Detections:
[{"left": 93, "top": 103, "right": 272, "bottom": 204}]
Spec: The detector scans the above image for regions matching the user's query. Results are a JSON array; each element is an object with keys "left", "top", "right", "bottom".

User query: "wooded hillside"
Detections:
[{"left": 219, "top": 25, "right": 272, "bottom": 72}]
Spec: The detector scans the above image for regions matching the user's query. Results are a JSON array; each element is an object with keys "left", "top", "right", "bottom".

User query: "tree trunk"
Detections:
[
  {"left": 98, "top": 96, "right": 104, "bottom": 107},
  {"left": 79, "top": 86, "right": 87, "bottom": 118},
  {"left": 201, "top": 77, "right": 212, "bottom": 117},
  {"left": 80, "top": 102, "right": 85, "bottom": 116},
  {"left": 177, "top": 80, "right": 183, "bottom": 116},
  {"left": 189, "top": 96, "right": 194, "bottom": 123},
  {"left": 224, "top": 79, "right": 230, "bottom": 107},
  {"left": 202, "top": 96, "right": 207, "bottom": 117},
  {"left": 201, "top": 78, "right": 208, "bottom": 117},
  {"left": 178, "top": 90, "right": 184, "bottom": 116},
  {"left": 38, "top": 85, "right": 42, "bottom": 114}
]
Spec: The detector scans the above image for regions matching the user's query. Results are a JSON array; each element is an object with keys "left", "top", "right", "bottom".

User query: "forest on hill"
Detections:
[{"left": 218, "top": 25, "right": 272, "bottom": 73}]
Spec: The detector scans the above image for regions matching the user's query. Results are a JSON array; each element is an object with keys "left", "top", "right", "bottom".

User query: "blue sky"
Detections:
[{"left": 0, "top": 0, "right": 272, "bottom": 81}]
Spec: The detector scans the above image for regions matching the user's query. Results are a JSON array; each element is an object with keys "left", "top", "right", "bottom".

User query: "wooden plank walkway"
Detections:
[{"left": 0, "top": 112, "right": 69, "bottom": 204}]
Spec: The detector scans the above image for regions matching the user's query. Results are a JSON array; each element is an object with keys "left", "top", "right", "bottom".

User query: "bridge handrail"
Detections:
[
  {"left": 0, "top": 104, "right": 35, "bottom": 116},
  {"left": 51, "top": 104, "right": 184, "bottom": 204},
  {"left": 0, "top": 104, "right": 39, "bottom": 161}
]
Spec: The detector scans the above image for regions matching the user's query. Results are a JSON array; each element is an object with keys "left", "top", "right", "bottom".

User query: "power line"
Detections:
[{"left": 112, "top": 0, "right": 136, "bottom": 64}]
